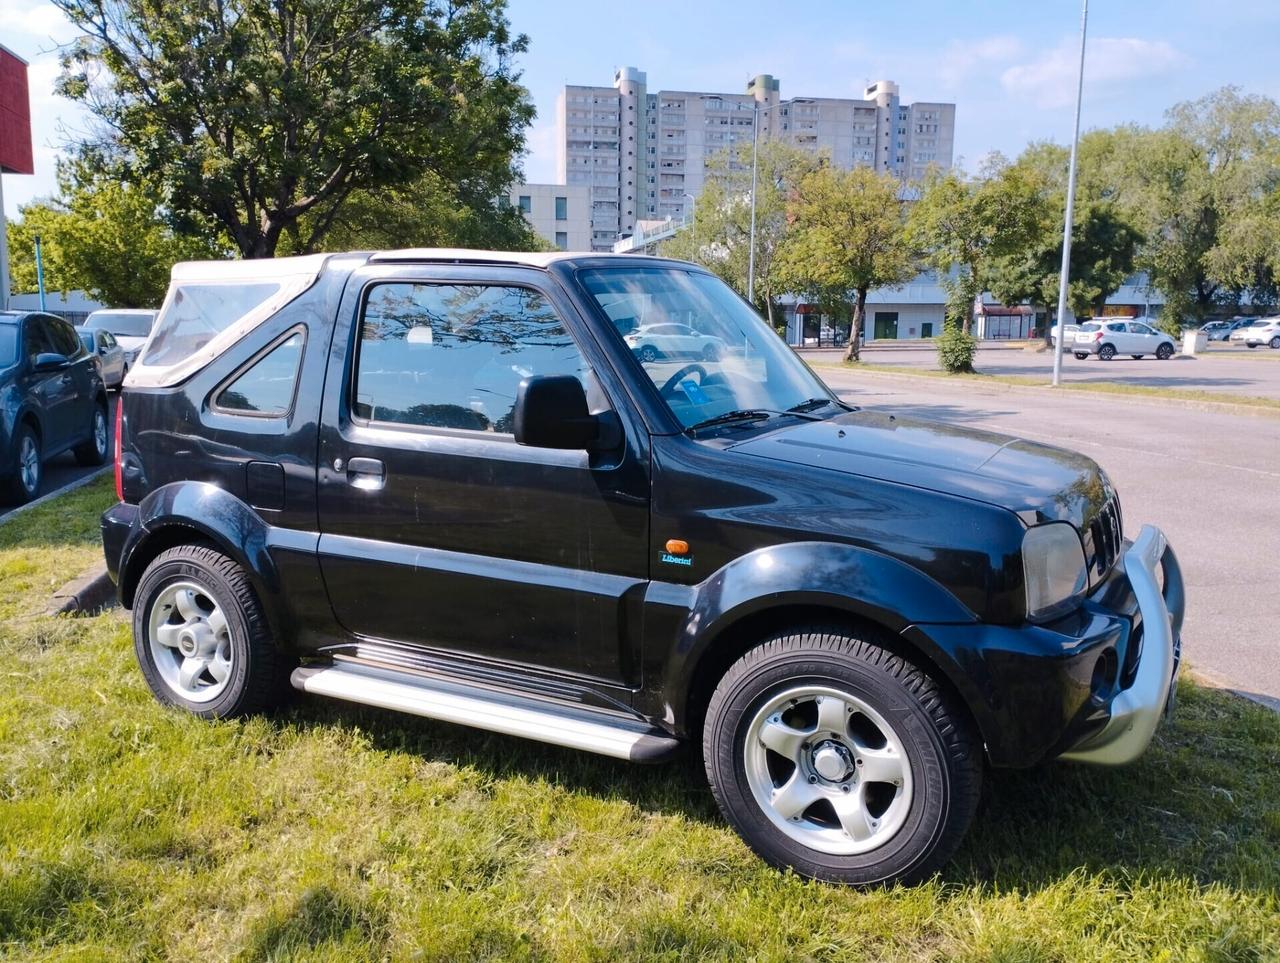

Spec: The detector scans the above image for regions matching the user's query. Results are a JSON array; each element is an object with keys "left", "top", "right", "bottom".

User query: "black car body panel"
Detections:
[{"left": 101, "top": 252, "right": 1180, "bottom": 769}]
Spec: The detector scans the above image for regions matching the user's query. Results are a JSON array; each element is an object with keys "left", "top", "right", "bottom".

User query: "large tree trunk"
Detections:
[{"left": 843, "top": 287, "right": 868, "bottom": 363}]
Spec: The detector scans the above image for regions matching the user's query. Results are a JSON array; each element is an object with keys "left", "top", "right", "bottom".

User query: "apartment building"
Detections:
[
  {"left": 507, "top": 183, "right": 592, "bottom": 251},
  {"left": 557, "top": 67, "right": 955, "bottom": 251}
]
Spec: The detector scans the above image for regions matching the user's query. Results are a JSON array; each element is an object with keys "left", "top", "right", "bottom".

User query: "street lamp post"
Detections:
[
  {"left": 1052, "top": 0, "right": 1089, "bottom": 387},
  {"left": 682, "top": 192, "right": 696, "bottom": 232}
]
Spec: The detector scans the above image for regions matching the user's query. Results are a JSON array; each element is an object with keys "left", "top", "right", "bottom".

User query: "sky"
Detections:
[{"left": 3, "top": 0, "right": 1280, "bottom": 218}]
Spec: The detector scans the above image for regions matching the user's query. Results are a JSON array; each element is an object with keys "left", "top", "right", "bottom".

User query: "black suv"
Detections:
[
  {"left": 101, "top": 252, "right": 1184, "bottom": 885},
  {"left": 1, "top": 310, "right": 110, "bottom": 502}
]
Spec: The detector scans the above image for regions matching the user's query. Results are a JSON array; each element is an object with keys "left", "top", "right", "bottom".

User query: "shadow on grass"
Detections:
[{"left": 279, "top": 677, "right": 1280, "bottom": 895}]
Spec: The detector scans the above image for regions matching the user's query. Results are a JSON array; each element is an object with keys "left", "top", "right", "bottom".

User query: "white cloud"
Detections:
[
  {"left": 0, "top": 1, "right": 76, "bottom": 42},
  {"left": 1001, "top": 37, "right": 1190, "bottom": 109},
  {"left": 938, "top": 35, "right": 1026, "bottom": 88}
]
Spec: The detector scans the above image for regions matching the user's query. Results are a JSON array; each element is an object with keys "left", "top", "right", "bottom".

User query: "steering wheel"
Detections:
[{"left": 659, "top": 363, "right": 708, "bottom": 398}]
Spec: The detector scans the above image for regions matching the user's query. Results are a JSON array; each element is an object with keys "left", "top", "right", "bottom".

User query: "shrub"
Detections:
[{"left": 937, "top": 326, "right": 977, "bottom": 373}]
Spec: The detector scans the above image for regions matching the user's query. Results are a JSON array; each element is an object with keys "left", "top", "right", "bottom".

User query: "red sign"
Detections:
[{"left": 0, "top": 44, "right": 34, "bottom": 175}]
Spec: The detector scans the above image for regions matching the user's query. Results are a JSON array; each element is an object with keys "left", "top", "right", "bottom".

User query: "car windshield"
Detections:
[
  {"left": 0, "top": 325, "right": 16, "bottom": 366},
  {"left": 577, "top": 266, "right": 835, "bottom": 431},
  {"left": 85, "top": 311, "right": 153, "bottom": 338}
]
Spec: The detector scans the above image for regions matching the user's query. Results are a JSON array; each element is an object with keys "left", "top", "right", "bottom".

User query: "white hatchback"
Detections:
[
  {"left": 1073, "top": 319, "right": 1177, "bottom": 361},
  {"left": 1228, "top": 317, "right": 1280, "bottom": 349}
]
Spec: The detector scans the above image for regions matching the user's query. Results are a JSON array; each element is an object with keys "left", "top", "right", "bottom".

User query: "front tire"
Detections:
[
  {"left": 74, "top": 402, "right": 109, "bottom": 466},
  {"left": 133, "top": 544, "right": 292, "bottom": 719},
  {"left": 702, "top": 625, "right": 981, "bottom": 886},
  {"left": 5, "top": 424, "right": 41, "bottom": 504},
  {"left": 1156, "top": 343, "right": 1174, "bottom": 360}
]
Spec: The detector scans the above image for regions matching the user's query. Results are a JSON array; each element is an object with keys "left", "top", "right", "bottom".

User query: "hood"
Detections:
[{"left": 730, "top": 410, "right": 1112, "bottom": 527}]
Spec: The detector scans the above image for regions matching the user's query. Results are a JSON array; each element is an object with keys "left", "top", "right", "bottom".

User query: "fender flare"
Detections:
[
  {"left": 658, "top": 542, "right": 981, "bottom": 726},
  {"left": 117, "top": 481, "right": 281, "bottom": 609}
]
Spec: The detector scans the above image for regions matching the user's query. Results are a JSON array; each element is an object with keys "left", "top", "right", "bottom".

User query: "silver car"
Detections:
[
  {"left": 624, "top": 322, "right": 728, "bottom": 362},
  {"left": 78, "top": 328, "right": 126, "bottom": 389},
  {"left": 82, "top": 308, "right": 157, "bottom": 371},
  {"left": 1072, "top": 318, "right": 1177, "bottom": 360},
  {"left": 1228, "top": 317, "right": 1280, "bottom": 349}
]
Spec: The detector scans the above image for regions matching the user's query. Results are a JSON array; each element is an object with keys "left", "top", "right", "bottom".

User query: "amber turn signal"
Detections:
[{"left": 664, "top": 539, "right": 689, "bottom": 556}]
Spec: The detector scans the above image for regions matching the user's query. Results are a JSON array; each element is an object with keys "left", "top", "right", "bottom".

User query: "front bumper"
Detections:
[{"left": 1059, "top": 525, "right": 1183, "bottom": 765}]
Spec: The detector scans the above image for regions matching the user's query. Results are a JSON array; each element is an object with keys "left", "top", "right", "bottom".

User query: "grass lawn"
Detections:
[
  {"left": 813, "top": 361, "right": 1280, "bottom": 414},
  {"left": 1, "top": 481, "right": 1278, "bottom": 960}
]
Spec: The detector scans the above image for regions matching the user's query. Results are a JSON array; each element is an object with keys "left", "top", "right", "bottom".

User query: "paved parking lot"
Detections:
[
  {"left": 819, "top": 364, "right": 1280, "bottom": 706},
  {"left": 805, "top": 343, "right": 1280, "bottom": 399}
]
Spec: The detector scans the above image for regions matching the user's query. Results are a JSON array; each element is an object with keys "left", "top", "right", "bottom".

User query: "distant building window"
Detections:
[
  {"left": 555, "top": 196, "right": 567, "bottom": 220},
  {"left": 518, "top": 195, "right": 532, "bottom": 214},
  {"left": 555, "top": 231, "right": 568, "bottom": 250}
]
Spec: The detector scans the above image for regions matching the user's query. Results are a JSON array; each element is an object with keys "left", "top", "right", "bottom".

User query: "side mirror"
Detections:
[
  {"left": 33, "top": 352, "right": 70, "bottom": 372},
  {"left": 514, "top": 375, "right": 607, "bottom": 450}
]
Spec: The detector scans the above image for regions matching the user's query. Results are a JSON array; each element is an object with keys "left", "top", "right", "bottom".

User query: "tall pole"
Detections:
[
  {"left": 747, "top": 102, "right": 761, "bottom": 304},
  {"left": 1052, "top": 0, "right": 1089, "bottom": 387},
  {"left": 0, "top": 174, "right": 9, "bottom": 311},
  {"left": 34, "top": 234, "right": 46, "bottom": 312}
]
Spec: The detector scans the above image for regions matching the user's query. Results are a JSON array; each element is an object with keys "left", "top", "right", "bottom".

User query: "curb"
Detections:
[
  {"left": 46, "top": 563, "right": 116, "bottom": 616},
  {"left": 0, "top": 466, "right": 112, "bottom": 527},
  {"left": 815, "top": 365, "right": 1280, "bottom": 420},
  {"left": 1184, "top": 666, "right": 1280, "bottom": 715}
]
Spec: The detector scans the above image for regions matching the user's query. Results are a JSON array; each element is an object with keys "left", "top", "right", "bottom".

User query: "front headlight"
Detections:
[{"left": 1022, "top": 522, "right": 1088, "bottom": 622}]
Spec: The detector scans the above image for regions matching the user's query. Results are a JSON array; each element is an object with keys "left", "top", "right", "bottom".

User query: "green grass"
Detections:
[
  {"left": 816, "top": 361, "right": 1280, "bottom": 412},
  {"left": 1, "top": 484, "right": 1278, "bottom": 960}
]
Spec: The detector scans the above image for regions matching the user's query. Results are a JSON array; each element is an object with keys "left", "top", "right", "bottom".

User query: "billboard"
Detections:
[{"left": 0, "top": 44, "right": 34, "bottom": 175}]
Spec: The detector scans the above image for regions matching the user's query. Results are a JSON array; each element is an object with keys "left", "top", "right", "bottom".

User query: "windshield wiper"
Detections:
[
  {"left": 788, "top": 396, "right": 855, "bottom": 414},
  {"left": 686, "top": 407, "right": 822, "bottom": 435}
]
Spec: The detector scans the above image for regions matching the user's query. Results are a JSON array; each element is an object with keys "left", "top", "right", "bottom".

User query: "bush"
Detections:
[{"left": 937, "top": 326, "right": 977, "bottom": 373}]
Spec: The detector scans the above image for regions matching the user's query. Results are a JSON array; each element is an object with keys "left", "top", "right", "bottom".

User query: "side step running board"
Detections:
[{"left": 291, "top": 662, "right": 680, "bottom": 763}]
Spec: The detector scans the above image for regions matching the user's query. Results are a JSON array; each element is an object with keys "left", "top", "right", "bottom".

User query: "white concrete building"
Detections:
[
  {"left": 558, "top": 68, "right": 956, "bottom": 251},
  {"left": 507, "top": 183, "right": 592, "bottom": 251}
]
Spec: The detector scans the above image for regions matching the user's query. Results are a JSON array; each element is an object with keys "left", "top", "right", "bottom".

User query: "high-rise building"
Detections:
[{"left": 557, "top": 68, "right": 955, "bottom": 251}]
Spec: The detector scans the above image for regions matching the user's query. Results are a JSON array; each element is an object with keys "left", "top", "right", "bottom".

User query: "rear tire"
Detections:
[
  {"left": 1073, "top": 352, "right": 1088, "bottom": 360},
  {"left": 133, "top": 544, "right": 293, "bottom": 719},
  {"left": 1098, "top": 344, "right": 1116, "bottom": 361},
  {"left": 73, "top": 402, "right": 109, "bottom": 466},
  {"left": 5, "top": 423, "right": 41, "bottom": 504},
  {"left": 1156, "top": 343, "right": 1174, "bottom": 360},
  {"left": 702, "top": 625, "right": 982, "bottom": 886}
]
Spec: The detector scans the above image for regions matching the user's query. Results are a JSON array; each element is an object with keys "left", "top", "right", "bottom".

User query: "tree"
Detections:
[
  {"left": 662, "top": 141, "right": 822, "bottom": 331},
  {"left": 774, "top": 166, "right": 914, "bottom": 362},
  {"left": 985, "top": 136, "right": 1142, "bottom": 339},
  {"left": 906, "top": 164, "right": 1044, "bottom": 335},
  {"left": 54, "top": 0, "right": 535, "bottom": 258},
  {"left": 6, "top": 163, "right": 224, "bottom": 306}
]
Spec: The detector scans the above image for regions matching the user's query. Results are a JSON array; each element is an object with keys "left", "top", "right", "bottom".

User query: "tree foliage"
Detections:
[
  {"left": 53, "top": 0, "right": 535, "bottom": 258},
  {"left": 662, "top": 141, "right": 822, "bottom": 331},
  {"left": 5, "top": 163, "right": 224, "bottom": 306},
  {"left": 775, "top": 166, "right": 914, "bottom": 361}
]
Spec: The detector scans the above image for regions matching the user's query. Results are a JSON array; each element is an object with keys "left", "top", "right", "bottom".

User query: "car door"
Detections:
[
  {"left": 22, "top": 317, "right": 77, "bottom": 449},
  {"left": 48, "top": 316, "right": 98, "bottom": 440},
  {"left": 1129, "top": 322, "right": 1158, "bottom": 353},
  {"left": 316, "top": 264, "right": 651, "bottom": 687}
]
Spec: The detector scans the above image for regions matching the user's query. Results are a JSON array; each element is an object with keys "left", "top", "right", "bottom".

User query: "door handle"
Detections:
[{"left": 344, "top": 456, "right": 386, "bottom": 491}]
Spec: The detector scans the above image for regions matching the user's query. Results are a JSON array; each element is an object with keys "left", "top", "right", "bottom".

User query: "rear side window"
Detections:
[
  {"left": 353, "top": 283, "right": 591, "bottom": 434},
  {"left": 48, "top": 318, "right": 82, "bottom": 357},
  {"left": 145, "top": 283, "right": 281, "bottom": 366},
  {"left": 215, "top": 331, "right": 305, "bottom": 417}
]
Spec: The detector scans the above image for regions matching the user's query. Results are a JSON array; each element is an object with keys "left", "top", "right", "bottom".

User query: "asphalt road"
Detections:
[
  {"left": 804, "top": 342, "right": 1280, "bottom": 398},
  {"left": 0, "top": 393, "right": 118, "bottom": 521},
  {"left": 818, "top": 364, "right": 1280, "bottom": 705}
]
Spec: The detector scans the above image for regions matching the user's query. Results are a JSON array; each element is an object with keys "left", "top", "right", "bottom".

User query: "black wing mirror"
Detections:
[
  {"left": 514, "top": 375, "right": 617, "bottom": 451},
  {"left": 33, "top": 352, "right": 70, "bottom": 372}
]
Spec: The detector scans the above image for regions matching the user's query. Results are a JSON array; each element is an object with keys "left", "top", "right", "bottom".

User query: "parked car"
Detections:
[
  {"left": 1205, "top": 317, "right": 1253, "bottom": 342},
  {"left": 102, "top": 251, "right": 1183, "bottom": 887},
  {"left": 0, "top": 311, "right": 109, "bottom": 503},
  {"left": 1048, "top": 322, "right": 1080, "bottom": 347},
  {"left": 1228, "top": 317, "right": 1280, "bottom": 349},
  {"left": 624, "top": 322, "right": 728, "bottom": 362},
  {"left": 1072, "top": 319, "right": 1177, "bottom": 360},
  {"left": 82, "top": 308, "right": 157, "bottom": 371},
  {"left": 79, "top": 328, "right": 126, "bottom": 389}
]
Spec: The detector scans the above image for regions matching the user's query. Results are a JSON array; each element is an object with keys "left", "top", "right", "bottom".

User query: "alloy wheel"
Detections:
[
  {"left": 743, "top": 685, "right": 913, "bottom": 856},
  {"left": 147, "top": 580, "right": 235, "bottom": 703},
  {"left": 18, "top": 434, "right": 39, "bottom": 496}
]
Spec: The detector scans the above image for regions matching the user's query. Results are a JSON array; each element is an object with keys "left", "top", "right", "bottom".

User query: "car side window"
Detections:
[
  {"left": 215, "top": 330, "right": 305, "bottom": 417},
  {"left": 100, "top": 331, "right": 117, "bottom": 349},
  {"left": 24, "top": 320, "right": 54, "bottom": 360},
  {"left": 353, "top": 282, "right": 593, "bottom": 434},
  {"left": 49, "top": 318, "right": 82, "bottom": 357}
]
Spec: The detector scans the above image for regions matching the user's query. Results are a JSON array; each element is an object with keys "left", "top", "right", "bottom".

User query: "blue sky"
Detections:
[{"left": 4, "top": 0, "right": 1279, "bottom": 217}]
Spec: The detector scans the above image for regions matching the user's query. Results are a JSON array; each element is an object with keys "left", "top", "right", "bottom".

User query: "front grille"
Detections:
[{"left": 1084, "top": 496, "right": 1123, "bottom": 581}]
